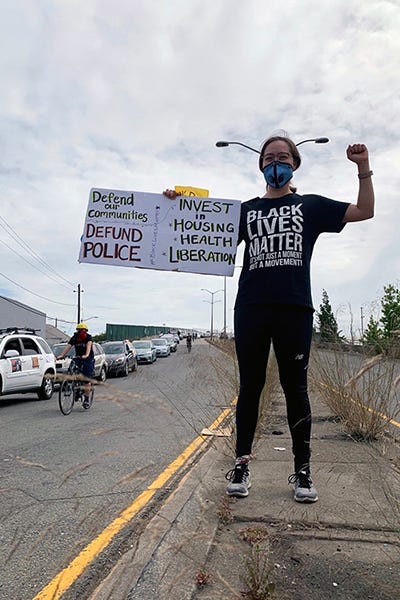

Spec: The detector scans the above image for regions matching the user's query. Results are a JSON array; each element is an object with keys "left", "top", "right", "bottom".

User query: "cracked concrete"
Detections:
[{"left": 89, "top": 390, "right": 400, "bottom": 600}]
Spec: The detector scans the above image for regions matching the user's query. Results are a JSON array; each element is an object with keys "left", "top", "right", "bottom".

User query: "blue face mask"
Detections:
[{"left": 263, "top": 161, "right": 293, "bottom": 189}]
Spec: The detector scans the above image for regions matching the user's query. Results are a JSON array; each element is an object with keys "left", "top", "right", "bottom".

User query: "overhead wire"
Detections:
[
  {"left": 0, "top": 239, "right": 72, "bottom": 290},
  {"left": 0, "top": 213, "right": 78, "bottom": 317},
  {"left": 0, "top": 215, "right": 102, "bottom": 324},
  {"left": 0, "top": 272, "right": 75, "bottom": 307},
  {"left": 0, "top": 215, "right": 75, "bottom": 288}
]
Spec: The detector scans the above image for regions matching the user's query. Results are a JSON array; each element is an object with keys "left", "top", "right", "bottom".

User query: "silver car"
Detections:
[
  {"left": 152, "top": 338, "right": 170, "bottom": 357},
  {"left": 133, "top": 340, "right": 157, "bottom": 364},
  {"left": 160, "top": 334, "right": 177, "bottom": 352}
]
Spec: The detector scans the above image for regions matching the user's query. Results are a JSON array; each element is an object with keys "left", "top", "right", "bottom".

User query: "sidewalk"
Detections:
[{"left": 90, "top": 390, "right": 400, "bottom": 600}]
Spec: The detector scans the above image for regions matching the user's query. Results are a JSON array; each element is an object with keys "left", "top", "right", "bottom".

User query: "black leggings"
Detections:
[{"left": 234, "top": 303, "right": 313, "bottom": 472}]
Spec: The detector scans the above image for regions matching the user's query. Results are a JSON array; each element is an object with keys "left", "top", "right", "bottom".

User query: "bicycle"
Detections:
[{"left": 58, "top": 357, "right": 94, "bottom": 415}]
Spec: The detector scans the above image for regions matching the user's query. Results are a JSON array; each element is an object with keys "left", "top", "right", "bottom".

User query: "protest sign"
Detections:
[
  {"left": 174, "top": 185, "right": 209, "bottom": 197},
  {"left": 78, "top": 188, "right": 241, "bottom": 276}
]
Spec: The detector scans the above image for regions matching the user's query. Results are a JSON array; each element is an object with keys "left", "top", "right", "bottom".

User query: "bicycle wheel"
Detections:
[{"left": 59, "top": 380, "right": 75, "bottom": 415}]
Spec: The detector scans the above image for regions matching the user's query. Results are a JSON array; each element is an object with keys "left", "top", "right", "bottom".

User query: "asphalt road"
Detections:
[{"left": 0, "top": 339, "right": 237, "bottom": 600}]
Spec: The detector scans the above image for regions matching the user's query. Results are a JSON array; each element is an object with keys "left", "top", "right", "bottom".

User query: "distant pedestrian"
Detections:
[{"left": 164, "top": 134, "right": 374, "bottom": 503}]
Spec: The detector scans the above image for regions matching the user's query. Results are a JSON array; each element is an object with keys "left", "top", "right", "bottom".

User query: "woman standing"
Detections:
[{"left": 165, "top": 134, "right": 374, "bottom": 503}]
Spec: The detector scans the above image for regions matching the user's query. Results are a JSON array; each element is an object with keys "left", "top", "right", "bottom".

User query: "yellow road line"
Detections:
[
  {"left": 315, "top": 380, "right": 400, "bottom": 429},
  {"left": 365, "top": 406, "right": 400, "bottom": 429},
  {"left": 32, "top": 406, "right": 234, "bottom": 600}
]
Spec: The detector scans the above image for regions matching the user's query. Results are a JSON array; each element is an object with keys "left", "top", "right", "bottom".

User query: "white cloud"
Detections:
[{"left": 1, "top": 0, "right": 399, "bottom": 337}]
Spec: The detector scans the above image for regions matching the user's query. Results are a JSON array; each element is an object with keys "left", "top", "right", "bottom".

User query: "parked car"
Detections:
[
  {"left": 132, "top": 340, "right": 157, "bottom": 364},
  {"left": 169, "top": 330, "right": 181, "bottom": 343},
  {"left": 160, "top": 334, "right": 177, "bottom": 352},
  {"left": 0, "top": 327, "right": 56, "bottom": 400},
  {"left": 152, "top": 338, "right": 171, "bottom": 357},
  {"left": 101, "top": 340, "right": 138, "bottom": 376},
  {"left": 52, "top": 342, "right": 108, "bottom": 382}
]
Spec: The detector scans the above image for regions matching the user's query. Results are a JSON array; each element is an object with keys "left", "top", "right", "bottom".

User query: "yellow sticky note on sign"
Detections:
[{"left": 174, "top": 186, "right": 209, "bottom": 197}]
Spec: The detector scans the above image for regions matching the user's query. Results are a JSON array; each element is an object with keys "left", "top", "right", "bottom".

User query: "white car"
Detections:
[{"left": 0, "top": 328, "right": 56, "bottom": 400}]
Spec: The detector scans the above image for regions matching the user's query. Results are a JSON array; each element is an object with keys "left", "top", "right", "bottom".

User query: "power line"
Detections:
[
  {"left": 0, "top": 239, "right": 72, "bottom": 290},
  {"left": 0, "top": 216, "right": 75, "bottom": 287},
  {"left": 0, "top": 272, "right": 75, "bottom": 307},
  {"left": 47, "top": 316, "right": 77, "bottom": 324}
]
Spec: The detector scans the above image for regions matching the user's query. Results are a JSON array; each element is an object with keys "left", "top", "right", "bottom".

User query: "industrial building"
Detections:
[{"left": 0, "top": 295, "right": 68, "bottom": 344}]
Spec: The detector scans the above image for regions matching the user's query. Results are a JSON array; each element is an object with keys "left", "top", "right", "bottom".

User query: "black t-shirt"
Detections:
[
  {"left": 235, "top": 193, "right": 350, "bottom": 310},
  {"left": 68, "top": 332, "right": 94, "bottom": 358}
]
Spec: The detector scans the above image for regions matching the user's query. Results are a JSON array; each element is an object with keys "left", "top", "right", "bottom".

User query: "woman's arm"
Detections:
[{"left": 343, "top": 144, "right": 375, "bottom": 223}]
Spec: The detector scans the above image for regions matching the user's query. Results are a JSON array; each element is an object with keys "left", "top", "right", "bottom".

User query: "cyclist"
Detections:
[
  {"left": 186, "top": 334, "right": 192, "bottom": 352},
  {"left": 57, "top": 322, "right": 95, "bottom": 409}
]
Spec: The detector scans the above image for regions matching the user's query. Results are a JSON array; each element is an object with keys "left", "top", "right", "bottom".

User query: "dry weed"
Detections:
[
  {"left": 217, "top": 495, "right": 235, "bottom": 526},
  {"left": 208, "top": 339, "right": 281, "bottom": 454},
  {"left": 241, "top": 544, "right": 276, "bottom": 599},
  {"left": 195, "top": 569, "right": 213, "bottom": 589},
  {"left": 240, "top": 525, "right": 270, "bottom": 546},
  {"left": 310, "top": 346, "right": 400, "bottom": 440}
]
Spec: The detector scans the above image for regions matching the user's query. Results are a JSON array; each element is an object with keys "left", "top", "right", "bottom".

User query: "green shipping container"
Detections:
[{"left": 106, "top": 323, "right": 173, "bottom": 341}]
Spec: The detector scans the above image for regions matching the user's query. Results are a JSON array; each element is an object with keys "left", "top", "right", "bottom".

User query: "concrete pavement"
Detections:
[{"left": 89, "top": 389, "right": 400, "bottom": 600}]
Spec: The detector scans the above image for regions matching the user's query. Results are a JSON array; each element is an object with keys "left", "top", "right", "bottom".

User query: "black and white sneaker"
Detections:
[
  {"left": 82, "top": 396, "right": 91, "bottom": 409},
  {"left": 225, "top": 456, "right": 251, "bottom": 497},
  {"left": 288, "top": 469, "right": 318, "bottom": 503}
]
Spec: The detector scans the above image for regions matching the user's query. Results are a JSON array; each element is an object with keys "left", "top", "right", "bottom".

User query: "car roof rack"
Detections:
[{"left": 0, "top": 327, "right": 39, "bottom": 335}]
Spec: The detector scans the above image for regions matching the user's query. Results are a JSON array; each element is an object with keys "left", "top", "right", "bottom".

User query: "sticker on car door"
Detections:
[{"left": 11, "top": 358, "right": 22, "bottom": 372}]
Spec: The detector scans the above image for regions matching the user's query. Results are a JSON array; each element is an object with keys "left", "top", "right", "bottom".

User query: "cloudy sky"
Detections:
[{"left": 1, "top": 0, "right": 399, "bottom": 338}]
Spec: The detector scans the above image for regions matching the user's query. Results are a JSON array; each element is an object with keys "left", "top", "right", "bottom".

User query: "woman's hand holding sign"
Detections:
[{"left": 163, "top": 189, "right": 180, "bottom": 199}]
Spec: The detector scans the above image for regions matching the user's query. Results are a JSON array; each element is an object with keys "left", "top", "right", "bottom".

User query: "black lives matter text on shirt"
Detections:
[
  {"left": 246, "top": 202, "right": 304, "bottom": 270},
  {"left": 236, "top": 194, "right": 349, "bottom": 309}
]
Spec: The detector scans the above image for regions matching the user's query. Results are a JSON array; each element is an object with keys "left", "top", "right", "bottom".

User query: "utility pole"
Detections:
[
  {"left": 360, "top": 306, "right": 364, "bottom": 337},
  {"left": 223, "top": 276, "right": 227, "bottom": 337},
  {"left": 74, "top": 283, "right": 83, "bottom": 323}
]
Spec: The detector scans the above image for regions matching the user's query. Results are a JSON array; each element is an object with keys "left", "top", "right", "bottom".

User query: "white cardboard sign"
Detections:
[{"left": 78, "top": 188, "right": 241, "bottom": 276}]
